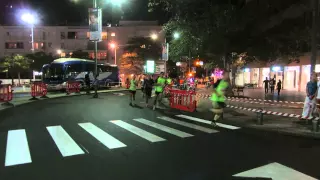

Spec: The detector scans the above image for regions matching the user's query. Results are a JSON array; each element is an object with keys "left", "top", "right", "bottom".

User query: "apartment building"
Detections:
[{"left": 0, "top": 21, "right": 164, "bottom": 65}]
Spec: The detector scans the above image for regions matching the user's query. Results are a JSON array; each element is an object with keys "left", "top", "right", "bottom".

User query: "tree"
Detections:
[
  {"left": 123, "top": 37, "right": 162, "bottom": 61},
  {"left": 0, "top": 55, "right": 31, "bottom": 85},
  {"left": 71, "top": 50, "right": 89, "bottom": 59},
  {"left": 119, "top": 52, "right": 144, "bottom": 76},
  {"left": 26, "top": 52, "right": 54, "bottom": 72}
]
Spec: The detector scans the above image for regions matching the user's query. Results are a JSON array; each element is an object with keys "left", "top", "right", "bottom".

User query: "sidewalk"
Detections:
[
  {"left": 161, "top": 96, "right": 320, "bottom": 139},
  {"left": 197, "top": 87, "right": 306, "bottom": 102},
  {"left": 0, "top": 87, "right": 130, "bottom": 112}
]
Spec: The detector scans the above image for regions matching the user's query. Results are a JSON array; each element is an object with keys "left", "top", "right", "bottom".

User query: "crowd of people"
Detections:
[{"left": 263, "top": 77, "right": 282, "bottom": 96}]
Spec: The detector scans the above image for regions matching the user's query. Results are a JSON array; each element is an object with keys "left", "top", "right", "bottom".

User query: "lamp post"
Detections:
[
  {"left": 110, "top": 43, "right": 117, "bottom": 65},
  {"left": 21, "top": 13, "right": 36, "bottom": 52}
]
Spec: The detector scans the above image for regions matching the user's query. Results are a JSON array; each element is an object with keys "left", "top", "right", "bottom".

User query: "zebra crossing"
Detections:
[{"left": 2, "top": 115, "right": 240, "bottom": 167}]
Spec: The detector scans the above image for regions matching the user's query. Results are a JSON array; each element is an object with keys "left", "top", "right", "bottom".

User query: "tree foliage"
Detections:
[
  {"left": 119, "top": 52, "right": 144, "bottom": 75},
  {"left": 26, "top": 52, "right": 54, "bottom": 71},
  {"left": 0, "top": 54, "right": 32, "bottom": 83},
  {"left": 151, "top": 0, "right": 311, "bottom": 69},
  {"left": 123, "top": 37, "right": 162, "bottom": 61}
]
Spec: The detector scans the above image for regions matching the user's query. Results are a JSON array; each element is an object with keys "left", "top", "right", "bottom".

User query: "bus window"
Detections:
[
  {"left": 65, "top": 63, "right": 83, "bottom": 76},
  {"left": 98, "top": 64, "right": 112, "bottom": 72},
  {"left": 85, "top": 63, "right": 95, "bottom": 73}
]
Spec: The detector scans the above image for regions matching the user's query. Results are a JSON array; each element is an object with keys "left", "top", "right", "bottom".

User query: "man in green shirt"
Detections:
[
  {"left": 153, "top": 72, "right": 166, "bottom": 110},
  {"left": 129, "top": 74, "right": 138, "bottom": 106},
  {"left": 210, "top": 71, "right": 229, "bottom": 126}
]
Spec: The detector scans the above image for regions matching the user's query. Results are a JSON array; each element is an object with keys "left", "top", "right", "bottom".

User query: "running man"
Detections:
[
  {"left": 144, "top": 75, "right": 154, "bottom": 107},
  {"left": 129, "top": 75, "right": 139, "bottom": 106},
  {"left": 153, "top": 72, "right": 166, "bottom": 110},
  {"left": 210, "top": 71, "right": 229, "bottom": 126}
]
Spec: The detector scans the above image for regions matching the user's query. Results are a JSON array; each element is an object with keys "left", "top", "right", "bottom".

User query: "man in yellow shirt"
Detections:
[{"left": 153, "top": 72, "right": 166, "bottom": 110}]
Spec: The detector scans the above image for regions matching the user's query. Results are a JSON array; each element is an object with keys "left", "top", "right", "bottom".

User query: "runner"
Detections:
[
  {"left": 144, "top": 75, "right": 154, "bottom": 107},
  {"left": 210, "top": 71, "right": 229, "bottom": 126},
  {"left": 129, "top": 74, "right": 138, "bottom": 106},
  {"left": 153, "top": 72, "right": 166, "bottom": 110}
]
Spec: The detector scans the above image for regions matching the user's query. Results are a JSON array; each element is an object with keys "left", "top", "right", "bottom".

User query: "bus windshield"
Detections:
[{"left": 44, "top": 63, "right": 64, "bottom": 80}]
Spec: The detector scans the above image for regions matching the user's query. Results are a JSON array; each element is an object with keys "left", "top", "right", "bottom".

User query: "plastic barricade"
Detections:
[
  {"left": 30, "top": 82, "right": 48, "bottom": 100},
  {"left": 0, "top": 84, "right": 13, "bottom": 106},
  {"left": 66, "top": 81, "right": 81, "bottom": 95},
  {"left": 169, "top": 89, "right": 197, "bottom": 112}
]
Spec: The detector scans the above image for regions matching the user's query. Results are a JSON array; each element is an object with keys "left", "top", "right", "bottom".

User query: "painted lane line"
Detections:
[
  {"left": 157, "top": 116, "right": 219, "bottom": 134},
  {"left": 110, "top": 120, "right": 166, "bottom": 142},
  {"left": 5, "top": 129, "right": 32, "bottom": 167},
  {"left": 47, "top": 126, "right": 85, "bottom": 157},
  {"left": 79, "top": 122, "right": 126, "bottom": 149},
  {"left": 233, "top": 162, "right": 317, "bottom": 180},
  {"left": 175, "top": 115, "right": 241, "bottom": 130},
  {"left": 133, "top": 118, "right": 193, "bottom": 138}
]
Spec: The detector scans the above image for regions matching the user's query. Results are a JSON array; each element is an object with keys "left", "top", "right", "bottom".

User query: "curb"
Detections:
[{"left": 0, "top": 88, "right": 133, "bottom": 112}]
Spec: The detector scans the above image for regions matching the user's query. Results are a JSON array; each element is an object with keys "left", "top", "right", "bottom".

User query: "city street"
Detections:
[{"left": 0, "top": 91, "right": 319, "bottom": 179}]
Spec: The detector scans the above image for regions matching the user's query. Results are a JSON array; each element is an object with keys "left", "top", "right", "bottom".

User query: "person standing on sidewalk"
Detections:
[
  {"left": 263, "top": 77, "right": 269, "bottom": 94},
  {"left": 276, "top": 80, "right": 282, "bottom": 96},
  {"left": 270, "top": 78, "right": 275, "bottom": 94},
  {"left": 301, "top": 72, "right": 318, "bottom": 119},
  {"left": 210, "top": 71, "right": 229, "bottom": 126}
]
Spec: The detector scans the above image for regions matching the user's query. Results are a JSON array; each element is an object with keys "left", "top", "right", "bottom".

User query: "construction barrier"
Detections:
[
  {"left": 0, "top": 84, "right": 13, "bottom": 106},
  {"left": 30, "top": 82, "right": 48, "bottom": 100},
  {"left": 66, "top": 81, "right": 80, "bottom": 95},
  {"left": 169, "top": 89, "right": 196, "bottom": 112}
]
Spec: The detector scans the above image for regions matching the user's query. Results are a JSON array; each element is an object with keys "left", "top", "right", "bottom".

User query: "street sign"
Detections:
[{"left": 233, "top": 162, "right": 317, "bottom": 180}]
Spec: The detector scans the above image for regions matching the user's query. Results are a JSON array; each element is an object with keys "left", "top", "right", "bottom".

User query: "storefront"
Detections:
[{"left": 284, "top": 66, "right": 299, "bottom": 90}]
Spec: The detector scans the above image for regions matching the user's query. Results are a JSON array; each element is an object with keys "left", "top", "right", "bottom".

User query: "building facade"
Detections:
[
  {"left": 235, "top": 53, "right": 320, "bottom": 92},
  {"left": 0, "top": 21, "right": 164, "bottom": 66}
]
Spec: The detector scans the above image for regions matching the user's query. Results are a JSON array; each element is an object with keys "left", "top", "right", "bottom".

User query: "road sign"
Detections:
[{"left": 233, "top": 162, "right": 317, "bottom": 180}]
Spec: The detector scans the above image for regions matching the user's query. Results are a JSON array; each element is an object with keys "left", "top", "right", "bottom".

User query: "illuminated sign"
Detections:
[{"left": 146, "top": 60, "right": 155, "bottom": 73}]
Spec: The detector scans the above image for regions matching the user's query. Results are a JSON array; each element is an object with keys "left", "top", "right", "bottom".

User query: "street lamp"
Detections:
[
  {"left": 151, "top": 33, "right": 158, "bottom": 40},
  {"left": 109, "top": 43, "right": 117, "bottom": 65},
  {"left": 173, "top": 32, "right": 180, "bottom": 40},
  {"left": 21, "top": 12, "right": 37, "bottom": 52},
  {"left": 57, "top": 49, "right": 62, "bottom": 54}
]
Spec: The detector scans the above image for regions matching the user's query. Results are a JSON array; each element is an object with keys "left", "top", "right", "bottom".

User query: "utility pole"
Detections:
[{"left": 310, "top": 0, "right": 319, "bottom": 74}]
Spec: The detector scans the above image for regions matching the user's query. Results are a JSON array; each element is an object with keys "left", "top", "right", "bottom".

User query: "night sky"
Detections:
[{"left": 0, "top": 0, "right": 169, "bottom": 26}]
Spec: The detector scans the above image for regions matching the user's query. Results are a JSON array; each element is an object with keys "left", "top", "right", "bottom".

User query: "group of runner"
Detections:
[{"left": 128, "top": 72, "right": 172, "bottom": 110}]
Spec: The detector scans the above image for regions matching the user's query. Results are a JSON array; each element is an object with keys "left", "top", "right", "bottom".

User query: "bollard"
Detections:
[
  {"left": 256, "top": 108, "right": 264, "bottom": 125},
  {"left": 312, "top": 119, "right": 319, "bottom": 132}
]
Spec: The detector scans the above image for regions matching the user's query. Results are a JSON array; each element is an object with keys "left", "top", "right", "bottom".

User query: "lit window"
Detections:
[
  {"left": 111, "top": 32, "right": 115, "bottom": 37},
  {"left": 34, "top": 43, "right": 39, "bottom": 49},
  {"left": 60, "top": 53, "right": 66, "bottom": 57},
  {"left": 87, "top": 32, "right": 90, "bottom": 39}
]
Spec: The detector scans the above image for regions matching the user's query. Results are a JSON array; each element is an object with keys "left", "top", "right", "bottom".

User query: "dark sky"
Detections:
[{"left": 0, "top": 0, "right": 169, "bottom": 25}]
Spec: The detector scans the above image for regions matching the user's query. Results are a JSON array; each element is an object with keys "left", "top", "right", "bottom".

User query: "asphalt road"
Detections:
[{"left": 0, "top": 91, "right": 319, "bottom": 180}]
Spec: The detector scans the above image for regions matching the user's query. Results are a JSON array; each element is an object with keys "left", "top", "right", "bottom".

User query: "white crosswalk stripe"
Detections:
[
  {"left": 47, "top": 126, "right": 85, "bottom": 157},
  {"left": 79, "top": 122, "right": 126, "bottom": 149},
  {"left": 157, "top": 116, "right": 219, "bottom": 134},
  {"left": 133, "top": 118, "right": 193, "bottom": 138},
  {"left": 175, "top": 115, "right": 241, "bottom": 130},
  {"left": 2, "top": 115, "right": 239, "bottom": 167},
  {"left": 5, "top": 129, "right": 32, "bottom": 167},
  {"left": 110, "top": 120, "right": 166, "bottom": 142}
]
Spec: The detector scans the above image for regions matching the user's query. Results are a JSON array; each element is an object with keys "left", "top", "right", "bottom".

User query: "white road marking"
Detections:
[
  {"left": 110, "top": 120, "right": 166, "bottom": 142},
  {"left": 47, "top": 126, "right": 85, "bottom": 157},
  {"left": 157, "top": 116, "right": 219, "bottom": 134},
  {"left": 79, "top": 123, "right": 126, "bottom": 149},
  {"left": 176, "top": 115, "right": 241, "bottom": 130},
  {"left": 5, "top": 129, "right": 32, "bottom": 167},
  {"left": 233, "top": 162, "right": 317, "bottom": 180},
  {"left": 133, "top": 118, "right": 193, "bottom": 138}
]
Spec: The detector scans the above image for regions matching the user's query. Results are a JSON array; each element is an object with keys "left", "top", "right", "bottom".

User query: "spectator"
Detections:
[{"left": 301, "top": 72, "right": 318, "bottom": 119}]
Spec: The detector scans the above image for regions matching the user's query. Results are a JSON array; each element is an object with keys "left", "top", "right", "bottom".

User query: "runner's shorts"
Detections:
[{"left": 129, "top": 90, "right": 136, "bottom": 95}]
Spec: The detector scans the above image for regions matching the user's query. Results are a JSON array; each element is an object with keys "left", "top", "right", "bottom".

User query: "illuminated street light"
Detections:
[
  {"left": 108, "top": 0, "right": 126, "bottom": 7},
  {"left": 57, "top": 49, "right": 62, "bottom": 54},
  {"left": 173, "top": 32, "right": 180, "bottom": 39},
  {"left": 21, "top": 12, "right": 37, "bottom": 52},
  {"left": 151, "top": 33, "right": 158, "bottom": 40}
]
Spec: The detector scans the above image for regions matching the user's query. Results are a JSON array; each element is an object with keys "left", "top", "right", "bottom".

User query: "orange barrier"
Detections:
[
  {"left": 169, "top": 89, "right": 196, "bottom": 112},
  {"left": 0, "top": 84, "right": 13, "bottom": 105},
  {"left": 30, "top": 82, "right": 48, "bottom": 100},
  {"left": 66, "top": 81, "right": 80, "bottom": 95}
]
